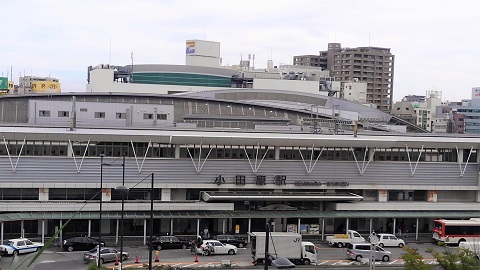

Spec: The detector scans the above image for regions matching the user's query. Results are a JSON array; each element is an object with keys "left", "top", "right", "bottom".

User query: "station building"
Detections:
[{"left": 0, "top": 90, "right": 478, "bottom": 245}]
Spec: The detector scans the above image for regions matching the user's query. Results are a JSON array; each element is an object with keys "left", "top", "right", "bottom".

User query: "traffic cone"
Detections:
[
  {"left": 194, "top": 254, "right": 199, "bottom": 262},
  {"left": 155, "top": 254, "right": 159, "bottom": 262},
  {"left": 135, "top": 255, "right": 139, "bottom": 263},
  {"left": 114, "top": 255, "right": 119, "bottom": 265}
]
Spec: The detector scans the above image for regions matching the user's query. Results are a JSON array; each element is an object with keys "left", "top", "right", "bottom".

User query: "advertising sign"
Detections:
[
  {"left": 186, "top": 40, "right": 195, "bottom": 54},
  {"left": 473, "top": 87, "right": 480, "bottom": 99},
  {"left": 0, "top": 77, "right": 7, "bottom": 90},
  {"left": 31, "top": 81, "right": 60, "bottom": 92}
]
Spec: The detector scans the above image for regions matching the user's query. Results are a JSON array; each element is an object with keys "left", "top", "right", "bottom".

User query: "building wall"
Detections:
[
  {"left": 342, "top": 81, "right": 367, "bottom": 103},
  {"left": 252, "top": 78, "right": 324, "bottom": 94}
]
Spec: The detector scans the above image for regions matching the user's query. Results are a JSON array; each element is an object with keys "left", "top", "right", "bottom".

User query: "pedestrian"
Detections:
[{"left": 203, "top": 227, "right": 210, "bottom": 239}]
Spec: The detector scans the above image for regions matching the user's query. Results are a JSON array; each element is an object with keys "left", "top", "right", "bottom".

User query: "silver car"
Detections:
[
  {"left": 83, "top": 247, "right": 129, "bottom": 264},
  {"left": 346, "top": 243, "right": 391, "bottom": 262}
]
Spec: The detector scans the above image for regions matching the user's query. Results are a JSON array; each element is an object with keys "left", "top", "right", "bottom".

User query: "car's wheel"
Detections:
[
  {"left": 382, "top": 255, "right": 390, "bottom": 262},
  {"left": 182, "top": 244, "right": 187, "bottom": 249},
  {"left": 204, "top": 250, "right": 211, "bottom": 256},
  {"left": 398, "top": 243, "right": 404, "bottom": 248},
  {"left": 238, "top": 243, "right": 244, "bottom": 248},
  {"left": 122, "top": 254, "right": 128, "bottom": 261},
  {"left": 13, "top": 250, "right": 19, "bottom": 256},
  {"left": 156, "top": 245, "right": 162, "bottom": 251},
  {"left": 100, "top": 258, "right": 105, "bottom": 264},
  {"left": 67, "top": 246, "right": 74, "bottom": 252},
  {"left": 228, "top": 249, "right": 235, "bottom": 255},
  {"left": 302, "top": 258, "right": 311, "bottom": 265},
  {"left": 458, "top": 239, "right": 466, "bottom": 245},
  {"left": 336, "top": 242, "right": 344, "bottom": 248},
  {"left": 378, "top": 243, "right": 384, "bottom": 248},
  {"left": 356, "top": 255, "right": 362, "bottom": 262},
  {"left": 36, "top": 247, "right": 41, "bottom": 252},
  {"left": 475, "top": 255, "right": 480, "bottom": 260}
]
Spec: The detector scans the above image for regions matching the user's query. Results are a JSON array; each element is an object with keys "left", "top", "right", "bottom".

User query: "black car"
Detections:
[
  {"left": 63, "top": 236, "right": 105, "bottom": 252},
  {"left": 213, "top": 235, "right": 248, "bottom": 248},
  {"left": 150, "top": 236, "right": 189, "bottom": 250}
]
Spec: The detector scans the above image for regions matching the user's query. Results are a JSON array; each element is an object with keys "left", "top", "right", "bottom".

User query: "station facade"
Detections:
[{"left": 0, "top": 92, "right": 478, "bottom": 245}]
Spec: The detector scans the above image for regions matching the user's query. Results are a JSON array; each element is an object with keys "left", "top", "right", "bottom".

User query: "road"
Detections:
[{"left": 0, "top": 242, "right": 457, "bottom": 269}]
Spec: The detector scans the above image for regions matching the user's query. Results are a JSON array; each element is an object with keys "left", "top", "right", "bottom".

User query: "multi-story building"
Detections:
[
  {"left": 16, "top": 76, "right": 61, "bottom": 94},
  {"left": 295, "top": 43, "right": 394, "bottom": 112},
  {"left": 292, "top": 55, "right": 327, "bottom": 69}
]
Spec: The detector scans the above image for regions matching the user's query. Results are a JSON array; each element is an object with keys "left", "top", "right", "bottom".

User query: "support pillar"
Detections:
[
  {"left": 42, "top": 220, "right": 45, "bottom": 244},
  {"left": 248, "top": 218, "right": 251, "bottom": 243},
  {"left": 21, "top": 220, "right": 24, "bottom": 238},
  {"left": 59, "top": 220, "right": 63, "bottom": 247},
  {"left": 170, "top": 219, "right": 174, "bottom": 236},
  {"left": 297, "top": 218, "right": 301, "bottom": 234},
  {"left": 321, "top": 218, "right": 325, "bottom": 241},
  {"left": 116, "top": 219, "right": 119, "bottom": 244},
  {"left": 1, "top": 222, "right": 3, "bottom": 245},
  {"left": 222, "top": 219, "right": 226, "bottom": 234},
  {"left": 369, "top": 219, "right": 373, "bottom": 234},
  {"left": 196, "top": 219, "right": 200, "bottom": 237},
  {"left": 175, "top": 145, "right": 180, "bottom": 159},
  {"left": 393, "top": 218, "right": 396, "bottom": 235},
  {"left": 346, "top": 218, "right": 349, "bottom": 232},
  {"left": 143, "top": 219, "right": 147, "bottom": 245},
  {"left": 415, "top": 218, "right": 419, "bottom": 240},
  {"left": 88, "top": 219, "right": 91, "bottom": 237},
  {"left": 161, "top": 188, "right": 171, "bottom": 201},
  {"left": 274, "top": 146, "right": 280, "bottom": 160}
]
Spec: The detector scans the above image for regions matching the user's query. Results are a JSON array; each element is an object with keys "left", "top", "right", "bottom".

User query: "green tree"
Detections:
[
  {"left": 433, "top": 247, "right": 480, "bottom": 270},
  {"left": 401, "top": 246, "right": 433, "bottom": 270}
]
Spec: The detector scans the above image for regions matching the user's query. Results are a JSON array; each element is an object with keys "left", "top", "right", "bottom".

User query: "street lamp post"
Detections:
[
  {"left": 98, "top": 154, "right": 104, "bottom": 268},
  {"left": 115, "top": 184, "right": 129, "bottom": 270},
  {"left": 148, "top": 173, "right": 154, "bottom": 270}
]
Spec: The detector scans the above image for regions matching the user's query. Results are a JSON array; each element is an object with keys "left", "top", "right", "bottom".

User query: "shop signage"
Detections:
[{"left": 293, "top": 181, "right": 349, "bottom": 186}]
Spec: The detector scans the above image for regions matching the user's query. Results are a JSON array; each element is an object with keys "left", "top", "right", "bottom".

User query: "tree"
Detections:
[
  {"left": 401, "top": 246, "right": 433, "bottom": 270},
  {"left": 433, "top": 248, "right": 480, "bottom": 270}
]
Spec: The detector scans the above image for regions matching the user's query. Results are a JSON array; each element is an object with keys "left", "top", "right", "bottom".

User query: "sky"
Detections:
[{"left": 1, "top": 0, "right": 479, "bottom": 102}]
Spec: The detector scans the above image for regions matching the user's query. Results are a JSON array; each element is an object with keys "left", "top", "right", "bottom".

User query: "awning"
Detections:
[
  {"left": 1, "top": 210, "right": 479, "bottom": 222},
  {"left": 201, "top": 191, "right": 363, "bottom": 202}
]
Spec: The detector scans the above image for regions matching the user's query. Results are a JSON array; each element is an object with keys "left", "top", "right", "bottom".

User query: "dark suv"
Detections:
[
  {"left": 63, "top": 236, "right": 105, "bottom": 252},
  {"left": 213, "top": 235, "right": 247, "bottom": 248},
  {"left": 150, "top": 236, "right": 189, "bottom": 250}
]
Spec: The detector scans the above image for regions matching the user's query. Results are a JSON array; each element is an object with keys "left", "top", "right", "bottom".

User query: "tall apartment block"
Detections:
[{"left": 294, "top": 43, "right": 394, "bottom": 111}]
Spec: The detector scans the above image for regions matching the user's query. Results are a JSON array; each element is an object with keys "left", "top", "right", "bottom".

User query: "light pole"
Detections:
[
  {"left": 98, "top": 154, "right": 104, "bottom": 268},
  {"left": 115, "top": 184, "right": 129, "bottom": 270},
  {"left": 148, "top": 173, "right": 154, "bottom": 270}
]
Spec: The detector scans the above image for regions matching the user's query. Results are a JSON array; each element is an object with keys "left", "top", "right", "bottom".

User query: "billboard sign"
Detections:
[
  {"left": 472, "top": 87, "right": 480, "bottom": 99},
  {"left": 186, "top": 40, "right": 195, "bottom": 54},
  {"left": 0, "top": 77, "right": 7, "bottom": 90},
  {"left": 31, "top": 81, "right": 60, "bottom": 92}
]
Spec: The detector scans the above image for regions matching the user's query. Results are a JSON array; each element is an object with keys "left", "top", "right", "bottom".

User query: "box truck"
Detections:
[{"left": 250, "top": 232, "right": 317, "bottom": 265}]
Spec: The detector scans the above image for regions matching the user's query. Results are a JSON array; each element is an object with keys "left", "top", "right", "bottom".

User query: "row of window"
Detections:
[
  {"left": 39, "top": 110, "right": 167, "bottom": 120},
  {"left": 0, "top": 141, "right": 474, "bottom": 162}
]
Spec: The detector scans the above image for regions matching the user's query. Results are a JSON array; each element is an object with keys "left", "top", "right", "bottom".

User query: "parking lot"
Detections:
[{"left": 0, "top": 240, "right": 457, "bottom": 270}]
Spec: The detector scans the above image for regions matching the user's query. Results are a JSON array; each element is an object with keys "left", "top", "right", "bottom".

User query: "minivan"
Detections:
[{"left": 346, "top": 243, "right": 391, "bottom": 262}]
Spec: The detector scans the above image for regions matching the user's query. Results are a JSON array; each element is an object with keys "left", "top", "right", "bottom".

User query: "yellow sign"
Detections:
[
  {"left": 155, "top": 250, "right": 159, "bottom": 255},
  {"left": 235, "top": 225, "right": 240, "bottom": 234},
  {"left": 31, "top": 81, "right": 61, "bottom": 92}
]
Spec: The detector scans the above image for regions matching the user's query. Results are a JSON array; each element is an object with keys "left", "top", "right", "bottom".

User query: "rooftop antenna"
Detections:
[{"left": 109, "top": 36, "right": 112, "bottom": 65}]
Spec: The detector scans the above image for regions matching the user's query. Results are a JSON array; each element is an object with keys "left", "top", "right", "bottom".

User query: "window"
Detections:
[
  {"left": 157, "top": 114, "right": 167, "bottom": 120},
  {"left": 94, "top": 112, "right": 105, "bottom": 118},
  {"left": 58, "top": 111, "right": 69, "bottom": 117},
  {"left": 80, "top": 108, "right": 87, "bottom": 112},
  {"left": 116, "top": 113, "right": 126, "bottom": 119},
  {"left": 143, "top": 113, "right": 153, "bottom": 119},
  {"left": 39, "top": 110, "right": 50, "bottom": 117}
]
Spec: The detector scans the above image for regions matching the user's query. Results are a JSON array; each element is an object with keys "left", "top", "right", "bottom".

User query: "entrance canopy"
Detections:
[{"left": 201, "top": 191, "right": 363, "bottom": 202}]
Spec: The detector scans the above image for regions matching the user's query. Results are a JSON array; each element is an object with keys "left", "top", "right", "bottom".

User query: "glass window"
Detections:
[
  {"left": 157, "top": 114, "right": 167, "bottom": 120},
  {"left": 24, "top": 240, "right": 33, "bottom": 245},
  {"left": 116, "top": 113, "right": 126, "bottom": 119},
  {"left": 143, "top": 113, "right": 153, "bottom": 119},
  {"left": 39, "top": 110, "right": 50, "bottom": 117},
  {"left": 58, "top": 111, "right": 69, "bottom": 117},
  {"left": 94, "top": 112, "right": 105, "bottom": 118}
]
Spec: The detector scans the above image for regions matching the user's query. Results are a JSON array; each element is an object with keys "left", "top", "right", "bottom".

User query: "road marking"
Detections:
[
  {"left": 181, "top": 263, "right": 198, "bottom": 268},
  {"left": 388, "top": 260, "right": 398, "bottom": 264},
  {"left": 316, "top": 261, "right": 327, "bottom": 265}
]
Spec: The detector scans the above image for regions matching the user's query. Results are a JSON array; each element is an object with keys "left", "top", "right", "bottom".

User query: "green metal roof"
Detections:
[{"left": 1, "top": 210, "right": 480, "bottom": 222}]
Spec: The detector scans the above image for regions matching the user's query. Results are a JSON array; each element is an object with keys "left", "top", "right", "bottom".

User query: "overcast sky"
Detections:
[{"left": 1, "top": 0, "right": 479, "bottom": 102}]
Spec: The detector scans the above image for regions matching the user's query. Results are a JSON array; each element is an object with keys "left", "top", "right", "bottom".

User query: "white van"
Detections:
[{"left": 346, "top": 243, "right": 391, "bottom": 262}]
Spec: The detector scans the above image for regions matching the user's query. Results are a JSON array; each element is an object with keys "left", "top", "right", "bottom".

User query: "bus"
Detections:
[{"left": 433, "top": 219, "right": 480, "bottom": 245}]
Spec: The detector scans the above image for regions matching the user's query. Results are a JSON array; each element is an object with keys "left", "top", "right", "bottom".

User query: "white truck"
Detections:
[
  {"left": 459, "top": 241, "right": 480, "bottom": 260},
  {"left": 250, "top": 232, "right": 317, "bottom": 265},
  {"left": 326, "top": 230, "right": 365, "bottom": 248}
]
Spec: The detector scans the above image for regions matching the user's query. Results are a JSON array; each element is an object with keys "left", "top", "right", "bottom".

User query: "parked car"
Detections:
[
  {"left": 346, "top": 243, "right": 391, "bottom": 262},
  {"left": 83, "top": 247, "right": 128, "bottom": 264},
  {"left": 0, "top": 238, "right": 44, "bottom": 256},
  {"left": 149, "top": 236, "right": 189, "bottom": 250},
  {"left": 63, "top": 236, "right": 105, "bottom": 252},
  {"left": 376, "top": 234, "right": 405, "bottom": 248},
  {"left": 196, "top": 239, "right": 237, "bottom": 256},
  {"left": 213, "top": 235, "right": 248, "bottom": 248}
]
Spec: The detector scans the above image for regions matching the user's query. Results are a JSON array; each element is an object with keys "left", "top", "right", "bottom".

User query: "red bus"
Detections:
[{"left": 433, "top": 219, "right": 480, "bottom": 245}]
